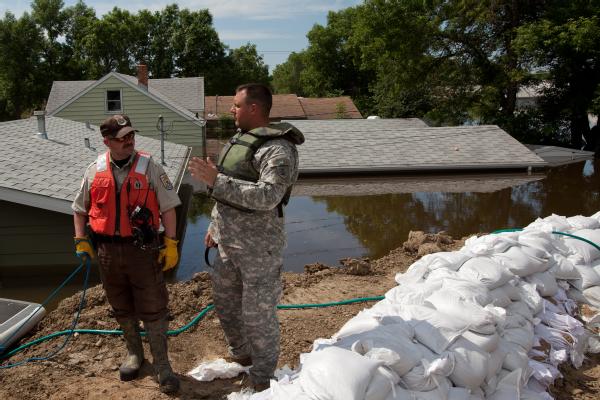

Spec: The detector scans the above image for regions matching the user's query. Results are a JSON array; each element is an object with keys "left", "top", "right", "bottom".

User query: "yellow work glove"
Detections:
[
  {"left": 74, "top": 236, "right": 95, "bottom": 260},
  {"left": 158, "top": 236, "right": 179, "bottom": 271}
]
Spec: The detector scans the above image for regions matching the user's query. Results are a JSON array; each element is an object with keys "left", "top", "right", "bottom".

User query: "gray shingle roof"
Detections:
[
  {"left": 150, "top": 77, "right": 204, "bottom": 113},
  {"left": 46, "top": 80, "right": 96, "bottom": 114},
  {"left": 285, "top": 119, "right": 547, "bottom": 174},
  {"left": 0, "top": 116, "right": 191, "bottom": 214}
]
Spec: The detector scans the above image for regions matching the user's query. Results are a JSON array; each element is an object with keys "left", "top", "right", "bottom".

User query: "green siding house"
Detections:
[{"left": 46, "top": 68, "right": 205, "bottom": 156}]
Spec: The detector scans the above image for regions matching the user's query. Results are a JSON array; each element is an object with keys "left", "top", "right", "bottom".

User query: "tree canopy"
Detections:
[
  {"left": 0, "top": 1, "right": 271, "bottom": 120},
  {"left": 272, "top": 0, "right": 600, "bottom": 147}
]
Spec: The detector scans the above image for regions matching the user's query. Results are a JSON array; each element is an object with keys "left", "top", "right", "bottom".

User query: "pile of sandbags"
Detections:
[{"left": 237, "top": 212, "right": 600, "bottom": 400}]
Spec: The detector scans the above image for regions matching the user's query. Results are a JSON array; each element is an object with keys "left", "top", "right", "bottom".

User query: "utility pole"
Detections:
[{"left": 158, "top": 115, "right": 166, "bottom": 165}]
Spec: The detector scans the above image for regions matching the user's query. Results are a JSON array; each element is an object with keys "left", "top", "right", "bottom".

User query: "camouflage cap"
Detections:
[{"left": 100, "top": 114, "right": 138, "bottom": 138}]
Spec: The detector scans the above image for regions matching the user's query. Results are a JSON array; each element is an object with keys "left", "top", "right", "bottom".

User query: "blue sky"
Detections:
[{"left": 1, "top": 0, "right": 362, "bottom": 72}]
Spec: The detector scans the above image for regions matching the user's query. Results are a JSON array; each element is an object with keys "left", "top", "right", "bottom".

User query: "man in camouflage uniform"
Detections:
[{"left": 188, "top": 83, "right": 304, "bottom": 391}]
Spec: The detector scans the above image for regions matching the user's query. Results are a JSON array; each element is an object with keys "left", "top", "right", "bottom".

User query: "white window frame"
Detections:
[{"left": 105, "top": 89, "right": 123, "bottom": 113}]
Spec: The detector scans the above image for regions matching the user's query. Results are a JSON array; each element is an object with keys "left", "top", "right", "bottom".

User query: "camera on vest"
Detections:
[{"left": 130, "top": 205, "right": 156, "bottom": 248}]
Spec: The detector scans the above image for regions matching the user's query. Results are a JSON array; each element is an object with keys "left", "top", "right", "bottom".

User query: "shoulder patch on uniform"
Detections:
[{"left": 160, "top": 173, "right": 174, "bottom": 190}]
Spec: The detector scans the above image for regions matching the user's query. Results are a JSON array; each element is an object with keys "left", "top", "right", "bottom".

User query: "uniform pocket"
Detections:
[{"left": 90, "top": 178, "right": 111, "bottom": 217}]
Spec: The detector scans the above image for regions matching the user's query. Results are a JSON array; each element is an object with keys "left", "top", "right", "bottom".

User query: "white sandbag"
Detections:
[
  {"left": 516, "top": 281, "right": 543, "bottom": 315},
  {"left": 424, "top": 289, "right": 498, "bottom": 334},
  {"left": 534, "top": 323, "right": 574, "bottom": 354},
  {"left": 497, "top": 366, "right": 532, "bottom": 388},
  {"left": 548, "top": 254, "right": 581, "bottom": 280},
  {"left": 457, "top": 257, "right": 514, "bottom": 290},
  {"left": 399, "top": 359, "right": 453, "bottom": 392},
  {"left": 538, "top": 301, "right": 585, "bottom": 336},
  {"left": 385, "top": 281, "right": 443, "bottom": 307},
  {"left": 419, "top": 251, "right": 471, "bottom": 271},
  {"left": 397, "top": 305, "right": 470, "bottom": 354},
  {"left": 567, "top": 215, "right": 600, "bottom": 230},
  {"left": 462, "top": 330, "right": 500, "bottom": 353},
  {"left": 582, "top": 286, "right": 600, "bottom": 308},
  {"left": 501, "top": 325, "right": 535, "bottom": 351},
  {"left": 441, "top": 278, "right": 493, "bottom": 306},
  {"left": 518, "top": 230, "right": 569, "bottom": 255},
  {"left": 188, "top": 358, "right": 250, "bottom": 382},
  {"left": 487, "top": 368, "right": 523, "bottom": 400},
  {"left": 386, "top": 386, "right": 471, "bottom": 400},
  {"left": 503, "top": 313, "right": 531, "bottom": 330},
  {"left": 463, "top": 233, "right": 519, "bottom": 256},
  {"left": 525, "top": 214, "right": 572, "bottom": 233},
  {"left": 498, "top": 340, "right": 529, "bottom": 372},
  {"left": 521, "top": 378, "right": 554, "bottom": 400},
  {"left": 270, "top": 378, "right": 314, "bottom": 400},
  {"left": 506, "top": 301, "right": 535, "bottom": 321},
  {"left": 365, "top": 366, "right": 400, "bottom": 400},
  {"left": 528, "top": 359, "right": 562, "bottom": 386},
  {"left": 520, "top": 387, "right": 554, "bottom": 400},
  {"left": 487, "top": 347, "right": 507, "bottom": 381},
  {"left": 567, "top": 286, "right": 591, "bottom": 306},
  {"left": 334, "top": 310, "right": 381, "bottom": 339},
  {"left": 299, "top": 346, "right": 383, "bottom": 400},
  {"left": 447, "top": 337, "right": 489, "bottom": 390},
  {"left": 397, "top": 261, "right": 429, "bottom": 285},
  {"left": 337, "top": 325, "right": 422, "bottom": 376},
  {"left": 492, "top": 245, "right": 550, "bottom": 277},
  {"left": 488, "top": 286, "right": 513, "bottom": 308},
  {"left": 570, "top": 263, "right": 600, "bottom": 290},
  {"left": 525, "top": 271, "right": 559, "bottom": 297},
  {"left": 564, "top": 228, "right": 600, "bottom": 264},
  {"left": 425, "top": 268, "right": 463, "bottom": 283}
]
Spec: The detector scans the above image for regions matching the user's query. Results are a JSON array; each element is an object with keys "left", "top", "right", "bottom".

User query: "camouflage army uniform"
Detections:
[{"left": 208, "top": 123, "right": 304, "bottom": 386}]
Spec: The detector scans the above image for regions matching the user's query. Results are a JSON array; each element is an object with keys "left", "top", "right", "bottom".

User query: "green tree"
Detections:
[
  {"left": 0, "top": 12, "right": 44, "bottom": 119},
  {"left": 515, "top": 1, "right": 600, "bottom": 148},
  {"left": 227, "top": 43, "right": 270, "bottom": 88},
  {"left": 272, "top": 51, "right": 306, "bottom": 95}
]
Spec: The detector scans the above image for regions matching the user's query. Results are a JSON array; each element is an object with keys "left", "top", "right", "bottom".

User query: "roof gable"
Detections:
[{"left": 46, "top": 72, "right": 204, "bottom": 124}]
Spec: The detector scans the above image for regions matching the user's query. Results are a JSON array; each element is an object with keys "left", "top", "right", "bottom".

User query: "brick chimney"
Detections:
[{"left": 137, "top": 64, "right": 148, "bottom": 90}]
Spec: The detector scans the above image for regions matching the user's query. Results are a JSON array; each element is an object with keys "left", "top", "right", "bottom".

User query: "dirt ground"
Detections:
[{"left": 1, "top": 232, "right": 599, "bottom": 400}]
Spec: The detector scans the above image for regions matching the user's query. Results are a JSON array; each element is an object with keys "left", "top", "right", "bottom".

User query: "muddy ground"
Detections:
[{"left": 1, "top": 232, "right": 598, "bottom": 400}]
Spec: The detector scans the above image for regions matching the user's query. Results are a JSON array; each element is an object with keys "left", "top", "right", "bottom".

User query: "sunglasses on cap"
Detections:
[
  {"left": 114, "top": 114, "right": 129, "bottom": 126},
  {"left": 109, "top": 131, "right": 135, "bottom": 143}
]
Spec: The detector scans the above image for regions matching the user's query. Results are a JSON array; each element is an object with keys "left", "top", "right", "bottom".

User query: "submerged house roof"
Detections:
[
  {"left": 297, "top": 96, "right": 362, "bottom": 119},
  {"left": 0, "top": 116, "right": 191, "bottom": 215},
  {"left": 285, "top": 119, "right": 547, "bottom": 174},
  {"left": 204, "top": 94, "right": 362, "bottom": 121}
]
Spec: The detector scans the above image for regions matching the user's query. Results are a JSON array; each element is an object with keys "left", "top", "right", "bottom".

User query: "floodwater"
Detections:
[
  {"left": 176, "top": 159, "right": 600, "bottom": 278},
  {"left": 3, "top": 160, "right": 599, "bottom": 311}
]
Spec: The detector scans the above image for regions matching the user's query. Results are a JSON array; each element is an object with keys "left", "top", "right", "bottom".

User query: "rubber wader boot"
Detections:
[
  {"left": 145, "top": 319, "right": 180, "bottom": 394},
  {"left": 117, "top": 318, "right": 144, "bottom": 381}
]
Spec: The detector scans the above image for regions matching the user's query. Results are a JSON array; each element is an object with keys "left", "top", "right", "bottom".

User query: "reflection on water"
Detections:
[{"left": 178, "top": 160, "right": 600, "bottom": 276}]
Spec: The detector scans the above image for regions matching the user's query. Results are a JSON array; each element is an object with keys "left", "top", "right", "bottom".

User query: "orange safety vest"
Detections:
[{"left": 88, "top": 151, "right": 160, "bottom": 236}]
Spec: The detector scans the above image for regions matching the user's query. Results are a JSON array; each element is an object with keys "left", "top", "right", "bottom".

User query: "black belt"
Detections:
[{"left": 94, "top": 234, "right": 135, "bottom": 243}]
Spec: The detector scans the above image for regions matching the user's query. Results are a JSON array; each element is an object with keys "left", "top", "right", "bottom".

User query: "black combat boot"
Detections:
[
  {"left": 117, "top": 318, "right": 144, "bottom": 381},
  {"left": 144, "top": 319, "right": 180, "bottom": 394}
]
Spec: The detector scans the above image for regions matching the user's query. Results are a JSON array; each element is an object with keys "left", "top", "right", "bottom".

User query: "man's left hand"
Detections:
[
  {"left": 158, "top": 236, "right": 179, "bottom": 271},
  {"left": 188, "top": 157, "right": 218, "bottom": 187}
]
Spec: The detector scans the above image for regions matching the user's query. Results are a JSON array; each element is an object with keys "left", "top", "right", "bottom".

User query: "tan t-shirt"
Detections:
[{"left": 72, "top": 150, "right": 181, "bottom": 215}]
